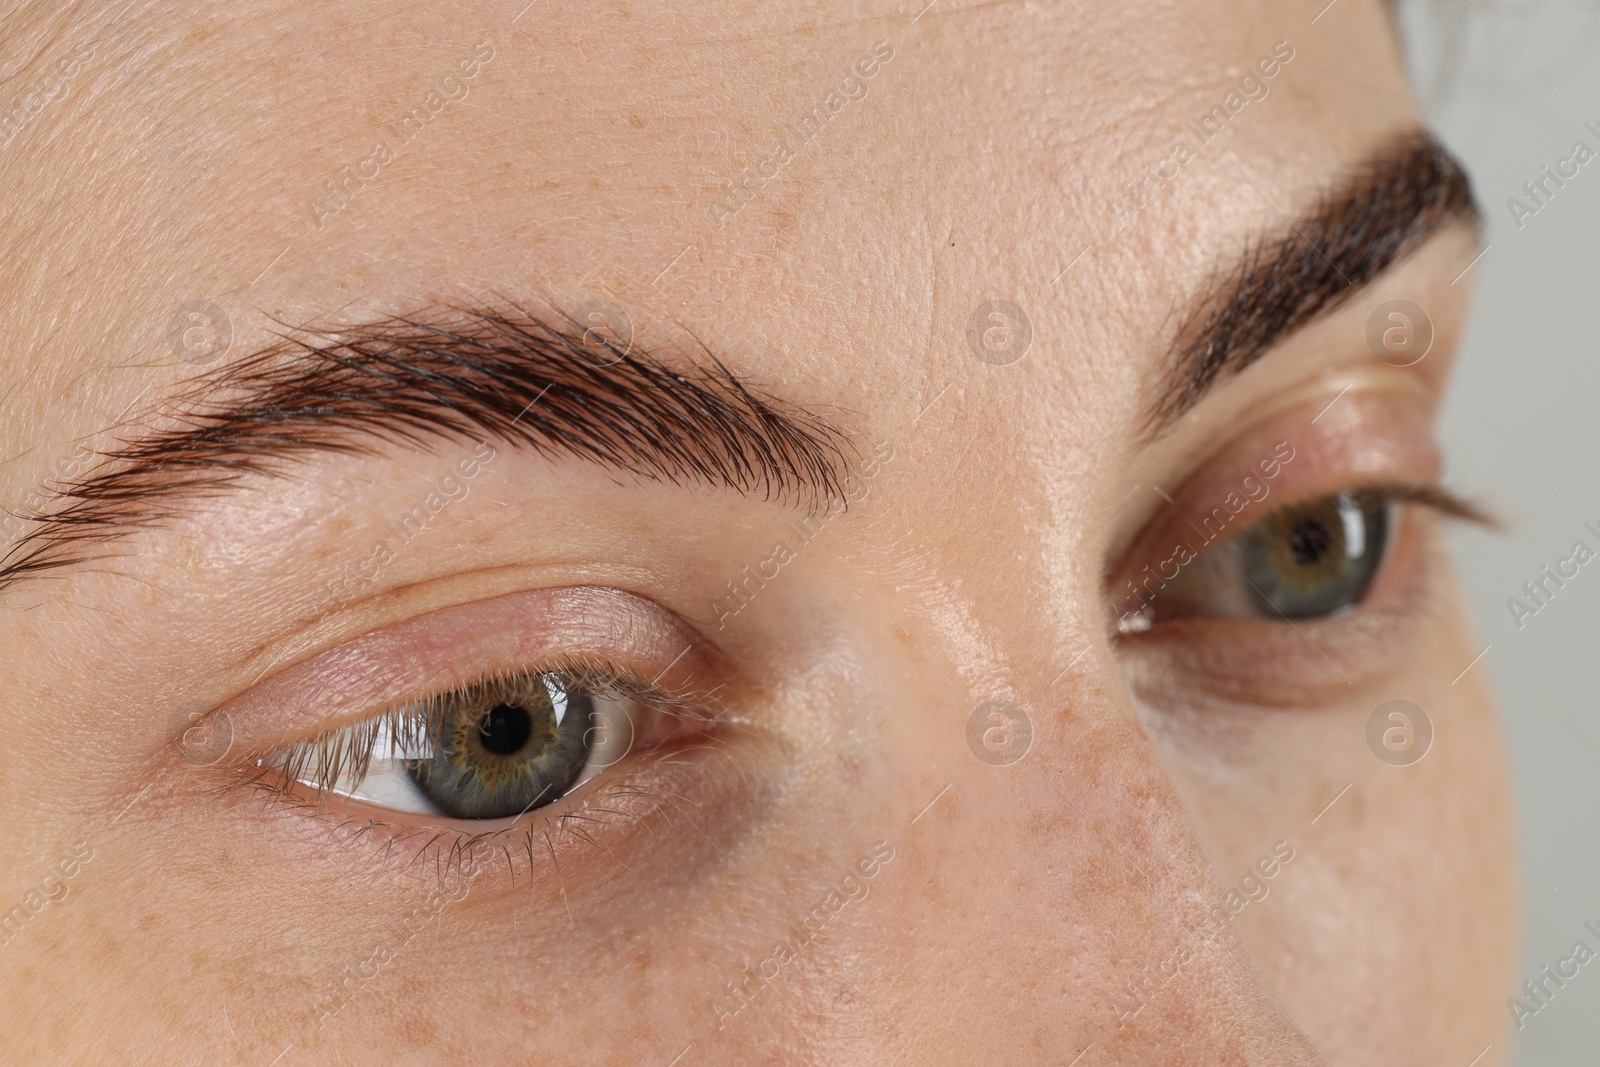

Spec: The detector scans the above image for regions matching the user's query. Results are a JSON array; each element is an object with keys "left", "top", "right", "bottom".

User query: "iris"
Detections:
[
  {"left": 405, "top": 675, "right": 597, "bottom": 819},
  {"left": 1239, "top": 491, "right": 1390, "bottom": 618}
]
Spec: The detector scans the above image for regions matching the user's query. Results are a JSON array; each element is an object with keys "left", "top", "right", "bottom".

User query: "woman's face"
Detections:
[{"left": 0, "top": 0, "right": 1514, "bottom": 1063}]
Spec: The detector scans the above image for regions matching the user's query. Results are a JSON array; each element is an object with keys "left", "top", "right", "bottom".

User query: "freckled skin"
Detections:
[{"left": 0, "top": 1, "right": 1512, "bottom": 1065}]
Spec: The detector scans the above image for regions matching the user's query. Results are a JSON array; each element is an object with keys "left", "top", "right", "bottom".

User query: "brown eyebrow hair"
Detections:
[
  {"left": 0, "top": 306, "right": 851, "bottom": 595},
  {"left": 1146, "top": 128, "right": 1479, "bottom": 436}
]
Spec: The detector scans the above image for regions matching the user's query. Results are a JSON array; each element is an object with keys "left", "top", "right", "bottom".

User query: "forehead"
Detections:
[{"left": 0, "top": 0, "right": 1413, "bottom": 464}]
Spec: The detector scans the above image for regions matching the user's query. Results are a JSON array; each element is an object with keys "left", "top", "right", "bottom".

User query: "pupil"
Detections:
[
  {"left": 478, "top": 703, "right": 534, "bottom": 755},
  {"left": 1287, "top": 516, "right": 1334, "bottom": 566}
]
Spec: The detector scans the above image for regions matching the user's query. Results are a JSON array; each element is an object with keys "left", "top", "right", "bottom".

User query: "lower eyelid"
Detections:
[
  {"left": 1114, "top": 504, "right": 1443, "bottom": 709},
  {"left": 228, "top": 722, "right": 788, "bottom": 911}
]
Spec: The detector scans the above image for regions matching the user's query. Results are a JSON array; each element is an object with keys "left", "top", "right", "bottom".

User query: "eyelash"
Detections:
[
  {"left": 238, "top": 655, "right": 717, "bottom": 816},
  {"left": 1348, "top": 481, "right": 1494, "bottom": 528}
]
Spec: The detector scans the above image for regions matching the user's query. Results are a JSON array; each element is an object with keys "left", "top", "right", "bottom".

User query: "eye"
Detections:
[
  {"left": 261, "top": 665, "right": 692, "bottom": 820},
  {"left": 1236, "top": 490, "right": 1390, "bottom": 618},
  {"left": 1114, "top": 486, "right": 1464, "bottom": 630}
]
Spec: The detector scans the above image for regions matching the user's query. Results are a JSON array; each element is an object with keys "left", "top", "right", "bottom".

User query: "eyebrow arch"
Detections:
[
  {"left": 1144, "top": 128, "right": 1480, "bottom": 437},
  {"left": 0, "top": 306, "right": 851, "bottom": 594}
]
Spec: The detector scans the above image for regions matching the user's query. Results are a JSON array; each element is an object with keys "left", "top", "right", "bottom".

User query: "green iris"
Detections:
[
  {"left": 405, "top": 675, "right": 596, "bottom": 819},
  {"left": 1238, "top": 491, "right": 1390, "bottom": 618}
]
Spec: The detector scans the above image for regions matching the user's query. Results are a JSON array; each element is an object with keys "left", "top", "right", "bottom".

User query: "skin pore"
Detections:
[{"left": 0, "top": 1, "right": 1515, "bottom": 1065}]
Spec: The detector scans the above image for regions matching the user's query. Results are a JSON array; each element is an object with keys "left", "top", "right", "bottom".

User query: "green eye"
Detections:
[
  {"left": 264, "top": 669, "right": 649, "bottom": 821},
  {"left": 404, "top": 676, "right": 598, "bottom": 819},
  {"left": 1237, "top": 491, "right": 1391, "bottom": 618}
]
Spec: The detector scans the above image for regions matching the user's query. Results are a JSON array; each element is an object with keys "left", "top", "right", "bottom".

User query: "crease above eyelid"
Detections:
[{"left": 197, "top": 585, "right": 720, "bottom": 756}]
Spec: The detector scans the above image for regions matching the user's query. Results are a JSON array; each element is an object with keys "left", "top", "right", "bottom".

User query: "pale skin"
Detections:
[{"left": 0, "top": 1, "right": 1515, "bottom": 1065}]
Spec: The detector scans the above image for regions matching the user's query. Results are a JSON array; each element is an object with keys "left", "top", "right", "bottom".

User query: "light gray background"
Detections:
[{"left": 1401, "top": 1, "right": 1600, "bottom": 1062}]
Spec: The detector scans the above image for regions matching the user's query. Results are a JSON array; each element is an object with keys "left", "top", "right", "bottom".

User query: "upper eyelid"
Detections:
[{"left": 185, "top": 585, "right": 726, "bottom": 758}]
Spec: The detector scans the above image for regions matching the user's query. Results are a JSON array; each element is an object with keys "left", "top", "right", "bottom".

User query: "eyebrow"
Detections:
[
  {"left": 1145, "top": 128, "right": 1479, "bottom": 436},
  {"left": 0, "top": 307, "right": 850, "bottom": 594}
]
